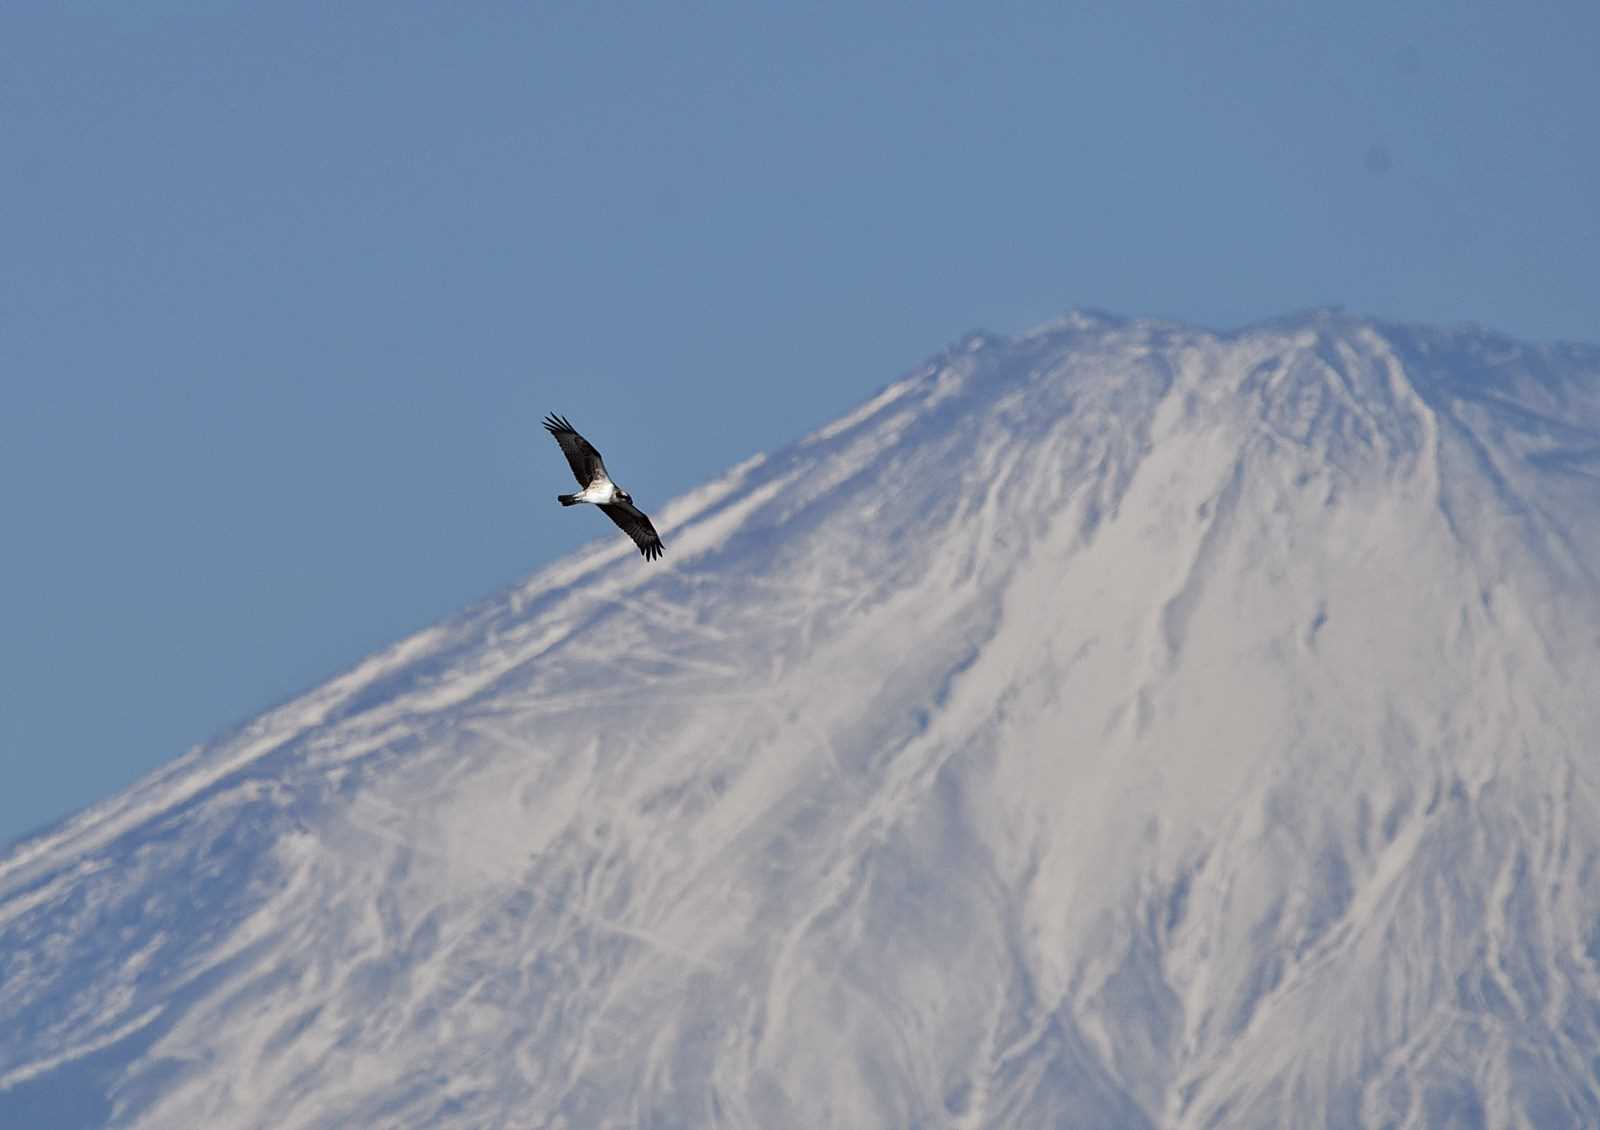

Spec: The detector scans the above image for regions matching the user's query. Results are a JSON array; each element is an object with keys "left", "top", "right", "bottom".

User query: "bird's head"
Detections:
[{"left": 616, "top": 489, "right": 632, "bottom": 504}]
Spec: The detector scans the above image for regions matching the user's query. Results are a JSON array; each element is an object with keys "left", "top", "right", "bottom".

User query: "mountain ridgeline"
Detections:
[{"left": 4, "top": 311, "right": 1599, "bottom": 1128}]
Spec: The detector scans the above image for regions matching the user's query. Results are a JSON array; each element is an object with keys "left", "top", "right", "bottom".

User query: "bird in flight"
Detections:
[{"left": 543, "top": 413, "right": 664, "bottom": 561}]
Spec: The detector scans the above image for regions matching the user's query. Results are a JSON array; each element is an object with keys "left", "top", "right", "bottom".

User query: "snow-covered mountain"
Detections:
[{"left": 4, "top": 311, "right": 1600, "bottom": 1129}]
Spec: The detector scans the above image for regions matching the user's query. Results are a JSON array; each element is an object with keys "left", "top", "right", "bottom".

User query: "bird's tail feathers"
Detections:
[{"left": 558, "top": 493, "right": 581, "bottom": 507}]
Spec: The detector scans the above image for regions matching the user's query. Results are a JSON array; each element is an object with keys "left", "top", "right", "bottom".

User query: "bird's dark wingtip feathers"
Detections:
[
  {"left": 642, "top": 540, "right": 664, "bottom": 561},
  {"left": 542, "top": 413, "right": 576, "bottom": 435}
]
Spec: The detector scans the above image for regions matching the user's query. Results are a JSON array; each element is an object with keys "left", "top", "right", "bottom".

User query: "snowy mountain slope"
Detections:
[{"left": 3, "top": 311, "right": 1600, "bottom": 1129}]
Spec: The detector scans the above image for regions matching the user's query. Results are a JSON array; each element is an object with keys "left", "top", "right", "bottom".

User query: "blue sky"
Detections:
[{"left": 2, "top": 1, "right": 1597, "bottom": 844}]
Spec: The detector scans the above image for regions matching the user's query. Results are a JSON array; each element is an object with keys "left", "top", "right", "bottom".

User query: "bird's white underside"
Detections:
[{"left": 575, "top": 477, "right": 619, "bottom": 504}]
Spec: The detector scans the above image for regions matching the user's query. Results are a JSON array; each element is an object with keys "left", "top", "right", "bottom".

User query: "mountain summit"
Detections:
[{"left": 5, "top": 312, "right": 1599, "bottom": 1128}]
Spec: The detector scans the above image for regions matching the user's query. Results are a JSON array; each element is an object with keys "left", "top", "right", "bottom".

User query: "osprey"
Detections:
[{"left": 542, "top": 413, "right": 664, "bottom": 561}]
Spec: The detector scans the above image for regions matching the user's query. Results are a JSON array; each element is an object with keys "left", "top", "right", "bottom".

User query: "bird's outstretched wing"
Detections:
[
  {"left": 599, "top": 500, "right": 664, "bottom": 561},
  {"left": 542, "top": 414, "right": 608, "bottom": 487}
]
